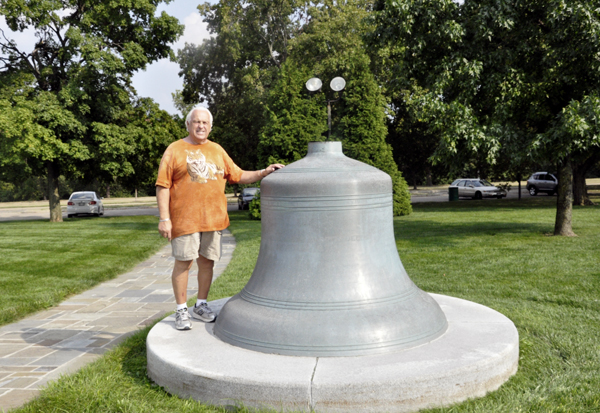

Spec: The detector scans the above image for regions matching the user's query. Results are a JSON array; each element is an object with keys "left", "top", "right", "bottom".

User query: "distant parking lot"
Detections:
[
  {"left": 411, "top": 178, "right": 600, "bottom": 203},
  {"left": 410, "top": 186, "right": 529, "bottom": 203}
]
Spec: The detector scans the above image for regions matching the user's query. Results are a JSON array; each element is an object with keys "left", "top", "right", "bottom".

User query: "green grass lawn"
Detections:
[
  {"left": 0, "top": 216, "right": 168, "bottom": 327},
  {"left": 12, "top": 198, "right": 600, "bottom": 412}
]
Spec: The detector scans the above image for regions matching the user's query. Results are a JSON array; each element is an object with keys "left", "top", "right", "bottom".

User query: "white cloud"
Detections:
[{"left": 176, "top": 12, "right": 211, "bottom": 50}]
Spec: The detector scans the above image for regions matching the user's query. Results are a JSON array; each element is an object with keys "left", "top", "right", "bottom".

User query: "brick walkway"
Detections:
[{"left": 0, "top": 230, "right": 236, "bottom": 412}]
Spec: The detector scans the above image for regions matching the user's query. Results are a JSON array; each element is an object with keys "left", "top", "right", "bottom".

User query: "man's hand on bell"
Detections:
[{"left": 265, "top": 164, "right": 285, "bottom": 176}]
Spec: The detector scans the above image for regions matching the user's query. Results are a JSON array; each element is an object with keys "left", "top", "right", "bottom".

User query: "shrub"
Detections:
[{"left": 249, "top": 191, "right": 261, "bottom": 220}]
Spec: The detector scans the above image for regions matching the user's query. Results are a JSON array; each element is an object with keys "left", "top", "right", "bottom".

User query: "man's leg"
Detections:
[
  {"left": 196, "top": 255, "right": 214, "bottom": 300},
  {"left": 172, "top": 259, "right": 194, "bottom": 305},
  {"left": 192, "top": 254, "right": 216, "bottom": 322},
  {"left": 170, "top": 234, "right": 201, "bottom": 330},
  {"left": 191, "top": 231, "right": 220, "bottom": 323},
  {"left": 172, "top": 259, "right": 194, "bottom": 330}
]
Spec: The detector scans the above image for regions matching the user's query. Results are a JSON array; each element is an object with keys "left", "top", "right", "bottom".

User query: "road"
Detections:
[
  {"left": 411, "top": 187, "right": 534, "bottom": 203},
  {"left": 0, "top": 203, "right": 239, "bottom": 222},
  {"left": 0, "top": 188, "right": 540, "bottom": 221}
]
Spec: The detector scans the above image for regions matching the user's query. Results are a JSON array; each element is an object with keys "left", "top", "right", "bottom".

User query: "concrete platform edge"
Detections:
[{"left": 147, "top": 294, "right": 519, "bottom": 412}]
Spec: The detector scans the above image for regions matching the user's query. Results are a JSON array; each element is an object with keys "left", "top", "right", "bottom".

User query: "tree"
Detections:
[
  {"left": 177, "top": 0, "right": 412, "bottom": 215},
  {"left": 573, "top": 151, "right": 600, "bottom": 206},
  {"left": 385, "top": 86, "right": 449, "bottom": 188},
  {"left": 0, "top": 73, "right": 38, "bottom": 185},
  {"left": 543, "top": 94, "right": 600, "bottom": 206},
  {"left": 257, "top": 62, "right": 328, "bottom": 165},
  {"left": 176, "top": 0, "right": 311, "bottom": 170},
  {"left": 0, "top": 0, "right": 183, "bottom": 221},
  {"left": 180, "top": 0, "right": 310, "bottom": 105},
  {"left": 171, "top": 90, "right": 196, "bottom": 119},
  {"left": 259, "top": 0, "right": 412, "bottom": 215},
  {"left": 366, "top": 20, "right": 449, "bottom": 188},
  {"left": 369, "top": 0, "right": 600, "bottom": 235},
  {"left": 118, "top": 98, "right": 186, "bottom": 196}
]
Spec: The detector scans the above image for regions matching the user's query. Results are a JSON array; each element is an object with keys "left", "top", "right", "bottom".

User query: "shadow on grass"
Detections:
[
  {"left": 96, "top": 221, "right": 158, "bottom": 230},
  {"left": 394, "top": 220, "right": 554, "bottom": 243},
  {"left": 414, "top": 196, "right": 560, "bottom": 211}
]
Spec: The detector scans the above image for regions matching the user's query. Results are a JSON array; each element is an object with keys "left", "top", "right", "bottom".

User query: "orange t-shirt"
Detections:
[{"left": 155, "top": 139, "right": 243, "bottom": 239}]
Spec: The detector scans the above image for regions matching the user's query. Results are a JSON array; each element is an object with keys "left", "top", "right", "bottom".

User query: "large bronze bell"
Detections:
[{"left": 214, "top": 142, "right": 447, "bottom": 356}]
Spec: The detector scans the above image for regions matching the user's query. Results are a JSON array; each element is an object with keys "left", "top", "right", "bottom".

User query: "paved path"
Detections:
[
  {"left": 0, "top": 203, "right": 239, "bottom": 222},
  {"left": 0, "top": 231, "right": 236, "bottom": 412}
]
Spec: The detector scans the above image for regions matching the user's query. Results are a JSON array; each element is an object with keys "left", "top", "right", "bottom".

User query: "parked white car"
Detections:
[
  {"left": 449, "top": 179, "right": 507, "bottom": 199},
  {"left": 67, "top": 191, "right": 104, "bottom": 217}
]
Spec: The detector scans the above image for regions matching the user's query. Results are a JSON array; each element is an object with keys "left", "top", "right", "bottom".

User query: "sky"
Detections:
[{"left": 0, "top": 0, "right": 213, "bottom": 116}]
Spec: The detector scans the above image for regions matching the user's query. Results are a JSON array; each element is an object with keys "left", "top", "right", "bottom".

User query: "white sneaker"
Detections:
[
  {"left": 175, "top": 308, "right": 192, "bottom": 330},
  {"left": 192, "top": 302, "right": 216, "bottom": 323}
]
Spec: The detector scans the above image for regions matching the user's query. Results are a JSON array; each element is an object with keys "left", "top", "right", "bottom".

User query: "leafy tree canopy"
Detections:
[
  {"left": 176, "top": 0, "right": 313, "bottom": 170},
  {"left": 369, "top": 0, "right": 600, "bottom": 232},
  {"left": 176, "top": 0, "right": 411, "bottom": 215},
  {"left": 0, "top": 0, "right": 184, "bottom": 220},
  {"left": 259, "top": 0, "right": 412, "bottom": 215}
]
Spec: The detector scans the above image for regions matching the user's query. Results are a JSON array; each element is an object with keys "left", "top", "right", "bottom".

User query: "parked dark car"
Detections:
[
  {"left": 449, "top": 179, "right": 507, "bottom": 199},
  {"left": 238, "top": 187, "right": 260, "bottom": 210},
  {"left": 526, "top": 172, "right": 558, "bottom": 196}
]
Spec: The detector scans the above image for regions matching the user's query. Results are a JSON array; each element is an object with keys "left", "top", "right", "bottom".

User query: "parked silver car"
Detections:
[
  {"left": 67, "top": 191, "right": 104, "bottom": 217},
  {"left": 238, "top": 187, "right": 260, "bottom": 210},
  {"left": 449, "top": 179, "right": 507, "bottom": 199},
  {"left": 526, "top": 172, "right": 558, "bottom": 196}
]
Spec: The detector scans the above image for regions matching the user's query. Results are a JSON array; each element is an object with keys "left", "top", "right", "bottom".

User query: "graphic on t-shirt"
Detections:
[{"left": 186, "top": 149, "right": 224, "bottom": 183}]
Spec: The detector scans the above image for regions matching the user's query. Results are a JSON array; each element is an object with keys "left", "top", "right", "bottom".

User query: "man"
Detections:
[{"left": 156, "top": 106, "right": 284, "bottom": 330}]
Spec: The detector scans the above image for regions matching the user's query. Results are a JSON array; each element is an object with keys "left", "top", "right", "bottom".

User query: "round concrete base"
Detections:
[{"left": 147, "top": 294, "right": 518, "bottom": 413}]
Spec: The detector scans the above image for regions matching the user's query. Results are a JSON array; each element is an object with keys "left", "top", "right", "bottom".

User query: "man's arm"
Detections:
[
  {"left": 237, "top": 164, "right": 285, "bottom": 184},
  {"left": 156, "top": 185, "right": 172, "bottom": 241}
]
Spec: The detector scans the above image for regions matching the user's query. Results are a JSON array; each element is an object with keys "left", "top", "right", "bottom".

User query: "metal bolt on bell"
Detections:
[{"left": 214, "top": 141, "right": 447, "bottom": 357}]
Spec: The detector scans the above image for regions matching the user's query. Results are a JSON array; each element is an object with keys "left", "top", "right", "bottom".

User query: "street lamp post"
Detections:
[{"left": 306, "top": 76, "right": 346, "bottom": 140}]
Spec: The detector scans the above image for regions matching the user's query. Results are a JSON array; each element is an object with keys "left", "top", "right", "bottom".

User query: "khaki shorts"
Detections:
[{"left": 171, "top": 231, "right": 222, "bottom": 262}]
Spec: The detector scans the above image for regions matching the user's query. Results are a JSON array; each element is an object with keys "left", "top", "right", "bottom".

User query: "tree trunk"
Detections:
[
  {"left": 572, "top": 170, "right": 589, "bottom": 206},
  {"left": 554, "top": 157, "right": 576, "bottom": 236},
  {"left": 572, "top": 155, "right": 598, "bottom": 206},
  {"left": 425, "top": 166, "right": 433, "bottom": 186},
  {"left": 106, "top": 185, "right": 110, "bottom": 198},
  {"left": 406, "top": 170, "right": 419, "bottom": 189},
  {"left": 517, "top": 173, "right": 522, "bottom": 200},
  {"left": 47, "top": 161, "right": 63, "bottom": 222}
]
